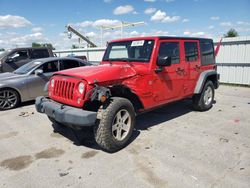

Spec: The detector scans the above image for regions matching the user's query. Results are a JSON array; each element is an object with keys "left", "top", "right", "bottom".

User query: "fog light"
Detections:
[{"left": 77, "top": 97, "right": 81, "bottom": 104}]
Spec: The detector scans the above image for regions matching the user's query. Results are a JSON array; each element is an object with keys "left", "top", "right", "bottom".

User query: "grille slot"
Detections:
[{"left": 53, "top": 80, "right": 75, "bottom": 100}]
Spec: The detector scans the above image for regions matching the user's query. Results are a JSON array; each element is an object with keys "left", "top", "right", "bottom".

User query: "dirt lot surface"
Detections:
[{"left": 0, "top": 85, "right": 250, "bottom": 188}]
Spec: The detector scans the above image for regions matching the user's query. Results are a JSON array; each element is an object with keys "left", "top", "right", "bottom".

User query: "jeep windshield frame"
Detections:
[{"left": 103, "top": 40, "right": 155, "bottom": 63}]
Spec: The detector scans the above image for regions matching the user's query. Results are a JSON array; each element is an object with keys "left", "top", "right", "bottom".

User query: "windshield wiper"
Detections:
[
  {"left": 13, "top": 71, "right": 25, "bottom": 75},
  {"left": 105, "top": 58, "right": 132, "bottom": 62},
  {"left": 113, "top": 58, "right": 128, "bottom": 62}
]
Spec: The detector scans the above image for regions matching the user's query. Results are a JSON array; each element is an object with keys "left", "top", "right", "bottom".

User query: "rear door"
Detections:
[
  {"left": 59, "top": 59, "right": 80, "bottom": 70},
  {"left": 183, "top": 40, "right": 201, "bottom": 95},
  {"left": 153, "top": 40, "right": 186, "bottom": 102}
]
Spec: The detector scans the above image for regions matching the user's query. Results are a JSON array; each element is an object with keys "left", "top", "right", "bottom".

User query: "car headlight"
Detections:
[
  {"left": 78, "top": 82, "right": 85, "bottom": 94},
  {"left": 51, "top": 79, "right": 55, "bottom": 88}
]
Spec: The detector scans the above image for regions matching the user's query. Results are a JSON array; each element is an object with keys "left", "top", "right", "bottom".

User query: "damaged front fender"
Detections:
[{"left": 86, "top": 84, "right": 111, "bottom": 102}]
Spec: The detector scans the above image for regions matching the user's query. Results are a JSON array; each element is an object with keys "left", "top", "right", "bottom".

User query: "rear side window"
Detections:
[
  {"left": 200, "top": 41, "right": 215, "bottom": 65},
  {"left": 158, "top": 42, "right": 180, "bottom": 64},
  {"left": 9, "top": 50, "right": 29, "bottom": 61},
  {"left": 184, "top": 42, "right": 199, "bottom": 62},
  {"left": 32, "top": 49, "right": 49, "bottom": 58},
  {"left": 60, "top": 60, "right": 79, "bottom": 70},
  {"left": 40, "top": 60, "right": 59, "bottom": 73}
]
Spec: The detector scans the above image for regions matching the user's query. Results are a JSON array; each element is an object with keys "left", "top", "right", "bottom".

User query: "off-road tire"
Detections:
[
  {"left": 94, "top": 97, "right": 135, "bottom": 152},
  {"left": 193, "top": 80, "right": 215, "bottom": 111}
]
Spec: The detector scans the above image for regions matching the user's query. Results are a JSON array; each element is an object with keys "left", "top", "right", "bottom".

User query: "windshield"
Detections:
[
  {"left": 103, "top": 40, "right": 155, "bottom": 62},
  {"left": 14, "top": 60, "right": 42, "bottom": 74}
]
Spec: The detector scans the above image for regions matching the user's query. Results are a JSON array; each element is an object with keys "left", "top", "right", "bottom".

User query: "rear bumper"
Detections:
[{"left": 35, "top": 97, "right": 97, "bottom": 127}]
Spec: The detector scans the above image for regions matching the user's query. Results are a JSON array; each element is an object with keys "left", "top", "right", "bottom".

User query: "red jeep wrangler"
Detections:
[{"left": 36, "top": 36, "right": 219, "bottom": 152}]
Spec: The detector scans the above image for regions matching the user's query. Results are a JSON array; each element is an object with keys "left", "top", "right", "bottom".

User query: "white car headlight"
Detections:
[
  {"left": 78, "top": 82, "right": 85, "bottom": 94},
  {"left": 51, "top": 79, "right": 55, "bottom": 88}
]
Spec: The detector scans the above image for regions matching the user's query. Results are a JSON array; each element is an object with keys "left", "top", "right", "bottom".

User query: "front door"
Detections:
[
  {"left": 153, "top": 40, "right": 186, "bottom": 102},
  {"left": 26, "top": 60, "right": 59, "bottom": 98}
]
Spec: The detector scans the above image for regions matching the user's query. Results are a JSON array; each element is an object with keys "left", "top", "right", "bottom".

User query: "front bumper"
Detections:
[{"left": 35, "top": 97, "right": 97, "bottom": 127}]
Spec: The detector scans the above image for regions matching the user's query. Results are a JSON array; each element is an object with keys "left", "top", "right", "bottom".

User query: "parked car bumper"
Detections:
[{"left": 35, "top": 96, "right": 97, "bottom": 127}]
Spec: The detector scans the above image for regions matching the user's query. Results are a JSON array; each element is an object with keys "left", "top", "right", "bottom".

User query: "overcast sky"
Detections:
[{"left": 0, "top": 0, "right": 250, "bottom": 50}]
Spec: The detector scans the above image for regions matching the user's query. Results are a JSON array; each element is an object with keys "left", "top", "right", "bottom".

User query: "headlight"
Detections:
[
  {"left": 51, "top": 79, "right": 55, "bottom": 88},
  {"left": 78, "top": 82, "right": 85, "bottom": 94}
]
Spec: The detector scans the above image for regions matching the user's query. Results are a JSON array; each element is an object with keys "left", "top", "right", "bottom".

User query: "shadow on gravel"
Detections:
[
  {"left": 51, "top": 123, "right": 140, "bottom": 151},
  {"left": 135, "top": 99, "right": 193, "bottom": 131},
  {"left": 51, "top": 99, "right": 193, "bottom": 151},
  {"left": 52, "top": 125, "right": 99, "bottom": 150},
  {"left": 19, "top": 100, "right": 35, "bottom": 108}
]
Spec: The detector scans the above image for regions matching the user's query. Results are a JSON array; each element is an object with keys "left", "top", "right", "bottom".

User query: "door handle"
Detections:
[
  {"left": 176, "top": 67, "right": 184, "bottom": 74},
  {"left": 195, "top": 65, "right": 201, "bottom": 70},
  {"left": 176, "top": 67, "right": 184, "bottom": 72}
]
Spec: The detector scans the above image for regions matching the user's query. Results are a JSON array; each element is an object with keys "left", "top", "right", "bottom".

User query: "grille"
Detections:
[{"left": 53, "top": 80, "right": 75, "bottom": 100}]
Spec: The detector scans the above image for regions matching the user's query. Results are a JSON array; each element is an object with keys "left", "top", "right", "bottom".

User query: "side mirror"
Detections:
[
  {"left": 5, "top": 57, "right": 13, "bottom": 63},
  {"left": 35, "top": 69, "right": 43, "bottom": 76},
  {"left": 157, "top": 56, "right": 172, "bottom": 67}
]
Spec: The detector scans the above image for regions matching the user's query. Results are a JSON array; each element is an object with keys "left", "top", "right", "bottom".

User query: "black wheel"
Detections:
[
  {"left": 193, "top": 80, "right": 215, "bottom": 111},
  {"left": 0, "top": 89, "right": 20, "bottom": 110},
  {"left": 94, "top": 97, "right": 135, "bottom": 152}
]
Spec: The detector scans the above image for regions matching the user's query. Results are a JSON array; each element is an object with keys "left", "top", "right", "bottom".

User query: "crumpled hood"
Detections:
[{"left": 55, "top": 64, "right": 137, "bottom": 84}]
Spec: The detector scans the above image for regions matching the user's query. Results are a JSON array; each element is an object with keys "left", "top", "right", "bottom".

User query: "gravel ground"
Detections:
[{"left": 0, "top": 85, "right": 249, "bottom": 188}]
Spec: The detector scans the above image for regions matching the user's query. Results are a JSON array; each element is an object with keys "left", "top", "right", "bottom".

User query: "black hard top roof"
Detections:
[
  {"left": 157, "top": 36, "right": 213, "bottom": 42},
  {"left": 110, "top": 36, "right": 213, "bottom": 43}
]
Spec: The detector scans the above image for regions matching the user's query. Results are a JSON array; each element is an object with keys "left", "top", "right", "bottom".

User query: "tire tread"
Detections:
[
  {"left": 94, "top": 97, "right": 135, "bottom": 152},
  {"left": 193, "top": 80, "right": 214, "bottom": 111}
]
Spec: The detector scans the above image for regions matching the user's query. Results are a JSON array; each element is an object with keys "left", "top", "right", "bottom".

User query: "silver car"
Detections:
[{"left": 0, "top": 57, "right": 90, "bottom": 110}]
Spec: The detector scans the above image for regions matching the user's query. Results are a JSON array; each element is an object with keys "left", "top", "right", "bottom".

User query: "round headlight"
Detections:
[
  {"left": 78, "top": 82, "right": 85, "bottom": 94},
  {"left": 51, "top": 79, "right": 55, "bottom": 88}
]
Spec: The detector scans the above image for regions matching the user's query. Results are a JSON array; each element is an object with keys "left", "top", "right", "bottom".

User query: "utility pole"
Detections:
[{"left": 99, "top": 21, "right": 144, "bottom": 46}]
